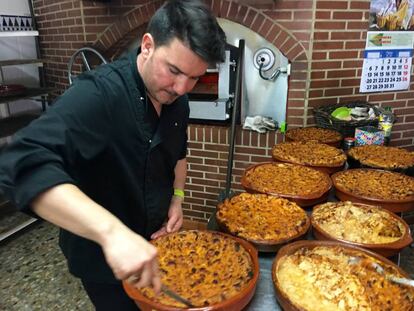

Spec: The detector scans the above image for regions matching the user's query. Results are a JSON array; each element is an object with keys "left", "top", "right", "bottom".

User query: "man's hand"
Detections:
[
  {"left": 151, "top": 196, "right": 183, "bottom": 239},
  {"left": 31, "top": 184, "right": 163, "bottom": 293},
  {"left": 101, "top": 224, "right": 161, "bottom": 293}
]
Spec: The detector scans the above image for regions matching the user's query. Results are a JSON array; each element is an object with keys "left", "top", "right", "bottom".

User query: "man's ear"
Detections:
[{"left": 141, "top": 33, "right": 155, "bottom": 58}]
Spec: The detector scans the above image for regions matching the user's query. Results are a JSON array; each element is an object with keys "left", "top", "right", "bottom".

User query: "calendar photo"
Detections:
[{"left": 370, "top": 0, "right": 414, "bottom": 31}]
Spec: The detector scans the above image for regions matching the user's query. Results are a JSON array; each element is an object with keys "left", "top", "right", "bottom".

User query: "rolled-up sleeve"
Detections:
[{"left": 0, "top": 75, "right": 111, "bottom": 211}]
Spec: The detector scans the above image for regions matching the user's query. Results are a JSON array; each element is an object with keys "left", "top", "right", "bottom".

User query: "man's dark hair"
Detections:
[{"left": 147, "top": 0, "right": 226, "bottom": 65}]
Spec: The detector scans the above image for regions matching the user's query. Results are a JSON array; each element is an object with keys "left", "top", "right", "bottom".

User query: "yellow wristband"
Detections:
[{"left": 173, "top": 188, "right": 185, "bottom": 198}]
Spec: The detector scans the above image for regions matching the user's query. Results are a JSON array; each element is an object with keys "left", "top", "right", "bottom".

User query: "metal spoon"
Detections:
[
  {"left": 348, "top": 256, "right": 414, "bottom": 288},
  {"left": 161, "top": 284, "right": 195, "bottom": 308},
  {"left": 127, "top": 275, "right": 195, "bottom": 308},
  {"left": 370, "top": 261, "right": 414, "bottom": 288}
]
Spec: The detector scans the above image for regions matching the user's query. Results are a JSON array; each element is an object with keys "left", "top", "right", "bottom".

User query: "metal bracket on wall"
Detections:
[{"left": 253, "top": 47, "right": 289, "bottom": 81}]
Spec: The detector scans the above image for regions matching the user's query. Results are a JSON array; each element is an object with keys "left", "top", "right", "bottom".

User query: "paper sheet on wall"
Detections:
[
  {"left": 366, "top": 31, "right": 414, "bottom": 49},
  {"left": 360, "top": 31, "right": 414, "bottom": 93}
]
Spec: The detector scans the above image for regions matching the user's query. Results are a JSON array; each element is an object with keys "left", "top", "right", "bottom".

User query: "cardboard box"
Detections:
[{"left": 355, "top": 126, "right": 384, "bottom": 146}]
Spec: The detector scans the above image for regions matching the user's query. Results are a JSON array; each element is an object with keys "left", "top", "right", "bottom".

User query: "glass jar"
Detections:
[{"left": 378, "top": 106, "right": 394, "bottom": 145}]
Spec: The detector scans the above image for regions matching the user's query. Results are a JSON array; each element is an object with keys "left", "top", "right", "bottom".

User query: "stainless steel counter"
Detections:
[
  {"left": 207, "top": 215, "right": 283, "bottom": 310},
  {"left": 245, "top": 253, "right": 281, "bottom": 310}
]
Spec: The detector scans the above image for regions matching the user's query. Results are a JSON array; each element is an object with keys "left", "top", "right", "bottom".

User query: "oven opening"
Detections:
[{"left": 188, "top": 43, "right": 240, "bottom": 125}]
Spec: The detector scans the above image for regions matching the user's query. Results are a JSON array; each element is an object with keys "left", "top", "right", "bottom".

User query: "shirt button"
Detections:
[{"left": 149, "top": 139, "right": 152, "bottom": 143}]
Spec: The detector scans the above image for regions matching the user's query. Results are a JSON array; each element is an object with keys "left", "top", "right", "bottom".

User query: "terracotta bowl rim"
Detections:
[
  {"left": 241, "top": 162, "right": 332, "bottom": 200},
  {"left": 122, "top": 230, "right": 260, "bottom": 311},
  {"left": 347, "top": 146, "right": 414, "bottom": 171},
  {"left": 271, "top": 240, "right": 411, "bottom": 311},
  {"left": 331, "top": 168, "right": 414, "bottom": 203},
  {"left": 216, "top": 193, "right": 311, "bottom": 248},
  {"left": 285, "top": 126, "right": 343, "bottom": 145},
  {"left": 272, "top": 240, "right": 412, "bottom": 277},
  {"left": 310, "top": 202, "right": 413, "bottom": 249},
  {"left": 272, "top": 158, "right": 346, "bottom": 172},
  {"left": 271, "top": 142, "right": 347, "bottom": 168}
]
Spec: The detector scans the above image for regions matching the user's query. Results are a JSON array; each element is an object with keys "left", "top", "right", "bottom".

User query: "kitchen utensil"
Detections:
[
  {"left": 371, "top": 261, "right": 414, "bottom": 287},
  {"left": 124, "top": 279, "right": 195, "bottom": 307},
  {"left": 349, "top": 256, "right": 414, "bottom": 288},
  {"left": 161, "top": 284, "right": 195, "bottom": 308}
]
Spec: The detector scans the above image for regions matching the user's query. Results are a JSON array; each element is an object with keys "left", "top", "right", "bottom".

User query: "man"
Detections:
[{"left": 0, "top": 0, "right": 226, "bottom": 309}]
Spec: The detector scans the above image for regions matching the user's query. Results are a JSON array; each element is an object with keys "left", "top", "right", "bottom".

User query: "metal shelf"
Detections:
[
  {"left": 0, "top": 207, "right": 38, "bottom": 242},
  {"left": 0, "top": 1, "right": 43, "bottom": 242},
  {"left": 0, "top": 58, "right": 44, "bottom": 66},
  {"left": 0, "top": 87, "right": 55, "bottom": 105},
  {"left": 0, "top": 30, "right": 38, "bottom": 37},
  {"left": 0, "top": 111, "right": 41, "bottom": 138}
]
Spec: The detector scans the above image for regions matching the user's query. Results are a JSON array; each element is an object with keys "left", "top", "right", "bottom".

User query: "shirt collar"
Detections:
[{"left": 129, "top": 47, "right": 146, "bottom": 97}]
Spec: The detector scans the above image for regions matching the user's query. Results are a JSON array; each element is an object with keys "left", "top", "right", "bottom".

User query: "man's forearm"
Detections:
[
  {"left": 173, "top": 158, "right": 187, "bottom": 191},
  {"left": 31, "top": 183, "right": 160, "bottom": 284},
  {"left": 31, "top": 183, "right": 127, "bottom": 247}
]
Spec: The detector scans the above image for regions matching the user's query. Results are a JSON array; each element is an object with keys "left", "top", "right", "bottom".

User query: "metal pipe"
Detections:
[{"left": 225, "top": 39, "right": 245, "bottom": 198}]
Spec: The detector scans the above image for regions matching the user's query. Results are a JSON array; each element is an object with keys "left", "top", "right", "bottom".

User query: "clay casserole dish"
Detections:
[
  {"left": 216, "top": 193, "right": 310, "bottom": 252},
  {"left": 284, "top": 127, "right": 343, "bottom": 148},
  {"left": 311, "top": 201, "right": 413, "bottom": 257},
  {"left": 332, "top": 168, "right": 414, "bottom": 213},
  {"left": 347, "top": 144, "right": 414, "bottom": 176},
  {"left": 272, "top": 240, "right": 414, "bottom": 311},
  {"left": 272, "top": 141, "right": 346, "bottom": 175},
  {"left": 123, "top": 230, "right": 259, "bottom": 311},
  {"left": 241, "top": 162, "right": 332, "bottom": 207}
]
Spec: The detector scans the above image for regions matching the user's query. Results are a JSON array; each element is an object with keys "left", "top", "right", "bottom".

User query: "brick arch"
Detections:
[
  {"left": 211, "top": 0, "right": 308, "bottom": 62},
  {"left": 92, "top": 1, "right": 163, "bottom": 58},
  {"left": 92, "top": 0, "right": 307, "bottom": 63}
]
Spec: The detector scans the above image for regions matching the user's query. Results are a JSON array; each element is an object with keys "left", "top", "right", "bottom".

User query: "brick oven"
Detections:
[{"left": 33, "top": 0, "right": 414, "bottom": 223}]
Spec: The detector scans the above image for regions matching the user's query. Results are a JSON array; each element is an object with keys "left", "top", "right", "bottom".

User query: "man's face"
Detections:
[{"left": 138, "top": 34, "right": 209, "bottom": 106}]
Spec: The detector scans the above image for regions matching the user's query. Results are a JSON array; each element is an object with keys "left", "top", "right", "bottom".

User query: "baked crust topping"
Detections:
[
  {"left": 243, "top": 162, "right": 331, "bottom": 198},
  {"left": 140, "top": 230, "right": 254, "bottom": 308},
  {"left": 312, "top": 201, "right": 406, "bottom": 244},
  {"left": 333, "top": 169, "right": 414, "bottom": 201},
  {"left": 348, "top": 145, "right": 414, "bottom": 169},
  {"left": 285, "top": 127, "right": 342, "bottom": 144},
  {"left": 272, "top": 141, "right": 346, "bottom": 167},
  {"left": 275, "top": 245, "right": 414, "bottom": 311},
  {"left": 217, "top": 193, "right": 308, "bottom": 243}
]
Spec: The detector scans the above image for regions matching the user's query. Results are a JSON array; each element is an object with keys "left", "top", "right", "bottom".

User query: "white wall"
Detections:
[{"left": 0, "top": 0, "right": 31, "bottom": 15}]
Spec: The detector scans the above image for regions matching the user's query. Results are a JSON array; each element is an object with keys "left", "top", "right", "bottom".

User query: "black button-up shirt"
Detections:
[{"left": 0, "top": 49, "right": 189, "bottom": 283}]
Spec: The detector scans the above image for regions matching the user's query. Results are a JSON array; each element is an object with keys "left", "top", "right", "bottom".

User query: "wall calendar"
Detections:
[{"left": 359, "top": 48, "right": 412, "bottom": 93}]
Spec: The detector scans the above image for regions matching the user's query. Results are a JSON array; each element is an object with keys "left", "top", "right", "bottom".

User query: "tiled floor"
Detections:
[
  {"left": 1, "top": 219, "right": 413, "bottom": 310},
  {"left": 0, "top": 221, "right": 93, "bottom": 311}
]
